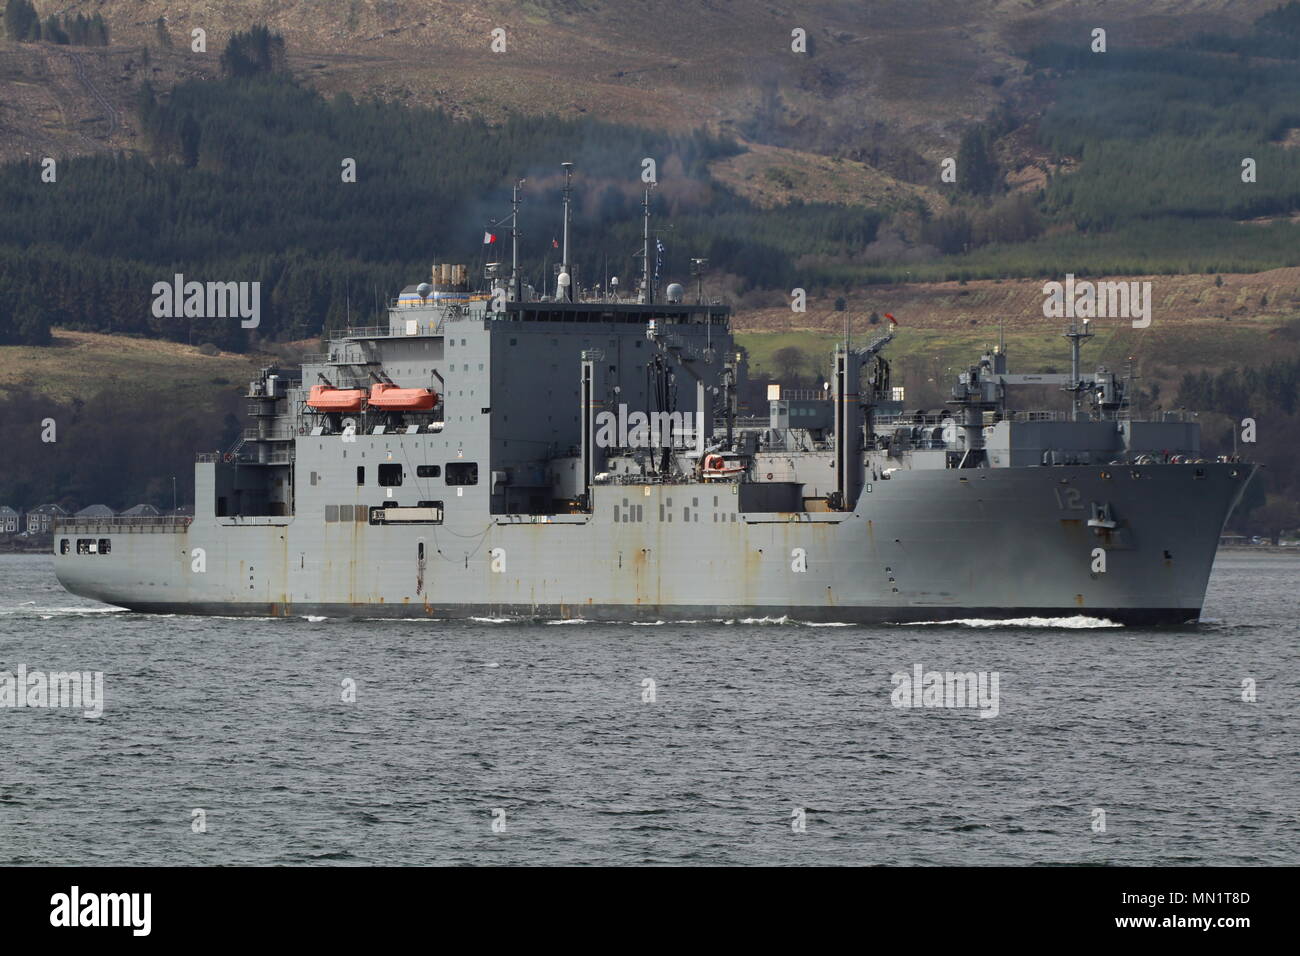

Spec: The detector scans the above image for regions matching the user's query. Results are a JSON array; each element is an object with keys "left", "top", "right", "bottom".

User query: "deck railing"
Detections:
[{"left": 53, "top": 516, "right": 192, "bottom": 534}]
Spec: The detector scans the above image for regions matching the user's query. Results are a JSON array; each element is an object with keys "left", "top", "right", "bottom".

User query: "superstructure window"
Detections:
[
  {"left": 356, "top": 466, "right": 365, "bottom": 486},
  {"left": 417, "top": 465, "right": 441, "bottom": 478},
  {"left": 378, "top": 464, "right": 403, "bottom": 486},
  {"left": 446, "top": 462, "right": 478, "bottom": 485}
]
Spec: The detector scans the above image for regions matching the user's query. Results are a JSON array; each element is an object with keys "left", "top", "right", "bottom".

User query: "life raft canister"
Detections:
[{"left": 704, "top": 453, "right": 727, "bottom": 471}]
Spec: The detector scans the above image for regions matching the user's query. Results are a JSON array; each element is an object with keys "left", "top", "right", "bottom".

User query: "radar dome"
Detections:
[
  {"left": 557, "top": 272, "right": 571, "bottom": 288},
  {"left": 665, "top": 282, "right": 685, "bottom": 303},
  {"left": 416, "top": 282, "right": 432, "bottom": 298}
]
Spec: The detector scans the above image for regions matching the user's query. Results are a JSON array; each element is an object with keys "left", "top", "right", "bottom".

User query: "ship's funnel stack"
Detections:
[{"left": 431, "top": 263, "right": 469, "bottom": 293}]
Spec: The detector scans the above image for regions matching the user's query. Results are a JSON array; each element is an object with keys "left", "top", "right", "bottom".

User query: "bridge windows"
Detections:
[
  {"left": 61, "top": 537, "right": 111, "bottom": 555},
  {"left": 446, "top": 462, "right": 478, "bottom": 486}
]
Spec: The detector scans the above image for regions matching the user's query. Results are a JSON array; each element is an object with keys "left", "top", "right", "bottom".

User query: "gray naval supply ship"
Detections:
[{"left": 54, "top": 174, "right": 1256, "bottom": 625}]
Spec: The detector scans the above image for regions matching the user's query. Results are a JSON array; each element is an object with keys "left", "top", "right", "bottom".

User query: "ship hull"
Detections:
[
  {"left": 53, "top": 462, "right": 1255, "bottom": 625},
  {"left": 75, "top": 600, "right": 1200, "bottom": 625}
]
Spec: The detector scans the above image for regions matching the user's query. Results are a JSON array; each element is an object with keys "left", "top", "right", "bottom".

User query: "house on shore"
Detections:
[
  {"left": 26, "top": 504, "right": 69, "bottom": 534},
  {"left": 75, "top": 504, "right": 115, "bottom": 519},
  {"left": 0, "top": 506, "right": 20, "bottom": 534}
]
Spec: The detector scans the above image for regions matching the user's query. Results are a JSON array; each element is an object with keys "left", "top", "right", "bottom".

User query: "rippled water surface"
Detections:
[{"left": 0, "top": 552, "right": 1295, "bottom": 865}]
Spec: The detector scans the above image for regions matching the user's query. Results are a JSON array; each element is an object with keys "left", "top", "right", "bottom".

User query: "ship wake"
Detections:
[{"left": 896, "top": 615, "right": 1122, "bottom": 629}]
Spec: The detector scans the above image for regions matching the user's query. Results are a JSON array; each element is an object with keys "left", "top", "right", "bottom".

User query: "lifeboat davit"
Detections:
[
  {"left": 306, "top": 384, "right": 367, "bottom": 412},
  {"left": 368, "top": 383, "right": 438, "bottom": 411}
]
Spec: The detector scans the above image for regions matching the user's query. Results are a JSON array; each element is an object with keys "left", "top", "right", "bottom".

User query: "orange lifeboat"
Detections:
[
  {"left": 306, "top": 384, "right": 367, "bottom": 412},
  {"left": 702, "top": 453, "right": 744, "bottom": 478},
  {"left": 368, "top": 383, "right": 439, "bottom": 411}
]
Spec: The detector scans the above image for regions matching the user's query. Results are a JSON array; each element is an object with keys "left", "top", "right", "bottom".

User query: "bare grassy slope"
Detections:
[
  {"left": 0, "top": 0, "right": 1278, "bottom": 173},
  {"left": 0, "top": 330, "right": 269, "bottom": 404},
  {"left": 735, "top": 269, "right": 1300, "bottom": 402},
  {"left": 738, "top": 269, "right": 1300, "bottom": 334}
]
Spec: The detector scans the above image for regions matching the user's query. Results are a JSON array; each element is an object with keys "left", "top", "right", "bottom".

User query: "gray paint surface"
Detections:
[{"left": 53, "top": 292, "right": 1254, "bottom": 624}]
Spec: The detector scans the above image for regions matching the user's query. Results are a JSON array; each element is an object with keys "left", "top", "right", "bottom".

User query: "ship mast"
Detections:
[
  {"left": 691, "top": 257, "right": 708, "bottom": 305},
  {"left": 640, "top": 183, "right": 655, "bottom": 304},
  {"left": 1063, "top": 319, "right": 1094, "bottom": 420},
  {"left": 560, "top": 162, "right": 574, "bottom": 302},
  {"left": 511, "top": 178, "right": 524, "bottom": 302}
]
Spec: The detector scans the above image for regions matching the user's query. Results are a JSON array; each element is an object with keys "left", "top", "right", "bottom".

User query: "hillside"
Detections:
[
  {"left": 3, "top": 3, "right": 1300, "bottom": 532},
  {"left": 737, "top": 268, "right": 1300, "bottom": 335},
  {"left": 0, "top": 1, "right": 1280, "bottom": 173},
  {"left": 0, "top": 329, "right": 269, "bottom": 403}
]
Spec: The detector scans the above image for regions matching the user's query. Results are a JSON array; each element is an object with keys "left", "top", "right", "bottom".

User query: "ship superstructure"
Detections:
[{"left": 54, "top": 177, "right": 1255, "bottom": 624}]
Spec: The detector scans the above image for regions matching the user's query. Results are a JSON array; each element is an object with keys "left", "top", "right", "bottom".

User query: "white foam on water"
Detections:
[
  {"left": 546, "top": 618, "right": 589, "bottom": 625},
  {"left": 630, "top": 620, "right": 666, "bottom": 626},
  {"left": 2, "top": 604, "right": 126, "bottom": 616},
  {"left": 301, "top": 615, "right": 328, "bottom": 622},
  {"left": 361, "top": 617, "right": 444, "bottom": 623},
  {"left": 469, "top": 617, "right": 512, "bottom": 624},
  {"left": 898, "top": 615, "right": 1121, "bottom": 629},
  {"left": 735, "top": 615, "right": 792, "bottom": 625},
  {"left": 802, "top": 621, "right": 856, "bottom": 627},
  {"left": 483, "top": 662, "right": 500, "bottom": 668}
]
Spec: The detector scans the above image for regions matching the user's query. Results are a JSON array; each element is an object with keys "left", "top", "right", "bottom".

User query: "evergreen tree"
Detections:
[
  {"left": 2, "top": 0, "right": 36, "bottom": 42},
  {"left": 42, "top": 14, "right": 67, "bottom": 44},
  {"left": 957, "top": 126, "right": 999, "bottom": 196}
]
